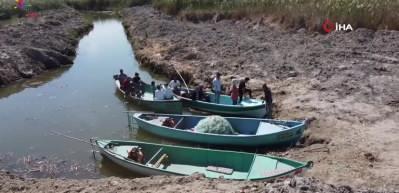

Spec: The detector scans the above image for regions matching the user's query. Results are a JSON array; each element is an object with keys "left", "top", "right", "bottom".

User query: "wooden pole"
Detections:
[{"left": 172, "top": 64, "right": 190, "bottom": 93}]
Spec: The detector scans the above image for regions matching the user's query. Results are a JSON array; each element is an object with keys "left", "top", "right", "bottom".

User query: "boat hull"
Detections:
[
  {"left": 182, "top": 98, "right": 267, "bottom": 118},
  {"left": 132, "top": 113, "right": 305, "bottom": 147},
  {"left": 115, "top": 80, "right": 183, "bottom": 114},
  {"left": 95, "top": 139, "right": 312, "bottom": 180}
]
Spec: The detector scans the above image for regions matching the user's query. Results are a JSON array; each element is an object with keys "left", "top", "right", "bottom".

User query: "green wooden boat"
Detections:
[
  {"left": 95, "top": 139, "right": 313, "bottom": 180},
  {"left": 115, "top": 80, "right": 183, "bottom": 114},
  {"left": 131, "top": 113, "right": 306, "bottom": 147},
  {"left": 176, "top": 89, "right": 267, "bottom": 118}
]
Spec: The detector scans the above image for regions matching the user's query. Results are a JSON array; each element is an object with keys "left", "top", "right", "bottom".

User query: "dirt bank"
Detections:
[
  {"left": 1, "top": 171, "right": 392, "bottom": 193},
  {"left": 122, "top": 6, "right": 399, "bottom": 189},
  {"left": 0, "top": 8, "right": 92, "bottom": 86}
]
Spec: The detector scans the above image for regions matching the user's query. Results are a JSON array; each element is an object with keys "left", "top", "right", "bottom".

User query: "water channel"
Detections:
[{"left": 0, "top": 19, "right": 183, "bottom": 178}]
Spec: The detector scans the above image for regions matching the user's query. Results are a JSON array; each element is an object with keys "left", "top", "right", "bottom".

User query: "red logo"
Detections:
[{"left": 322, "top": 19, "right": 335, "bottom": 33}]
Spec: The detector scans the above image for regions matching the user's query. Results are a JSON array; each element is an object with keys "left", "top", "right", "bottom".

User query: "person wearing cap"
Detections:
[
  {"left": 238, "top": 77, "right": 252, "bottom": 103},
  {"left": 212, "top": 72, "right": 222, "bottom": 104}
]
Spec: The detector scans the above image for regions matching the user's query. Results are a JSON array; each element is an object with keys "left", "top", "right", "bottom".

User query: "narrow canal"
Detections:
[{"left": 0, "top": 19, "right": 178, "bottom": 178}]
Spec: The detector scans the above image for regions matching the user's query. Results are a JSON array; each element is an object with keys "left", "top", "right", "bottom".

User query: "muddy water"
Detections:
[{"left": 0, "top": 19, "right": 178, "bottom": 178}]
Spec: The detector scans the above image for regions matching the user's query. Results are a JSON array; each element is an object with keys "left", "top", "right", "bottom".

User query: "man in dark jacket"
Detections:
[
  {"left": 262, "top": 83, "right": 273, "bottom": 118},
  {"left": 238, "top": 77, "right": 252, "bottom": 103}
]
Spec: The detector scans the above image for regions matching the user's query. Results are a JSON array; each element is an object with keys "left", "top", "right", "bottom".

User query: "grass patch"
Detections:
[{"left": 151, "top": 0, "right": 399, "bottom": 30}]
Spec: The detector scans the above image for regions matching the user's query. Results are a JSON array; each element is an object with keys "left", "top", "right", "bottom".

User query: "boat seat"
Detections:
[
  {"left": 173, "top": 117, "right": 184, "bottom": 128},
  {"left": 154, "top": 154, "right": 168, "bottom": 168},
  {"left": 146, "top": 148, "right": 163, "bottom": 166},
  {"left": 206, "top": 166, "right": 233, "bottom": 175},
  {"left": 256, "top": 122, "right": 284, "bottom": 135}
]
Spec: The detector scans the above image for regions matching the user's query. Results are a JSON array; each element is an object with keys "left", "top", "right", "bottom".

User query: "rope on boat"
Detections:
[
  {"left": 49, "top": 131, "right": 92, "bottom": 145},
  {"left": 49, "top": 131, "right": 100, "bottom": 159}
]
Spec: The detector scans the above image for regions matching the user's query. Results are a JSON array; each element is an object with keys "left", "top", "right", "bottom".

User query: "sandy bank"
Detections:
[
  {"left": 122, "top": 6, "right": 399, "bottom": 189},
  {"left": 0, "top": 171, "right": 391, "bottom": 193}
]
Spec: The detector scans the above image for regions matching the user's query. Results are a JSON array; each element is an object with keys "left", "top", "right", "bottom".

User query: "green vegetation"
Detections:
[
  {"left": 151, "top": 0, "right": 399, "bottom": 30},
  {"left": 1, "top": 0, "right": 398, "bottom": 30}
]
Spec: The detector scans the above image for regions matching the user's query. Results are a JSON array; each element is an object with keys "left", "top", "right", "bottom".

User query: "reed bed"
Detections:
[
  {"left": 152, "top": 0, "right": 399, "bottom": 30},
  {"left": 1, "top": 0, "right": 398, "bottom": 30}
]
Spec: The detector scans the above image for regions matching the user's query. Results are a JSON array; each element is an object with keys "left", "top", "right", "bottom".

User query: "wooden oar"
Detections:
[{"left": 172, "top": 64, "right": 190, "bottom": 93}]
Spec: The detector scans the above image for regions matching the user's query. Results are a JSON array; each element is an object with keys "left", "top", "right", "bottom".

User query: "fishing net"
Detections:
[{"left": 194, "top": 116, "right": 236, "bottom": 135}]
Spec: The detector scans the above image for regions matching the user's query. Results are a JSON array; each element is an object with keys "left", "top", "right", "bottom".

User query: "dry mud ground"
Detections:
[
  {"left": 123, "top": 6, "right": 399, "bottom": 189},
  {"left": 0, "top": 8, "right": 92, "bottom": 86},
  {"left": 0, "top": 171, "right": 390, "bottom": 193}
]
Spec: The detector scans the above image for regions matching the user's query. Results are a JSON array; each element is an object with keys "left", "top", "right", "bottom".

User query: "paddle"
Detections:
[{"left": 172, "top": 64, "right": 190, "bottom": 94}]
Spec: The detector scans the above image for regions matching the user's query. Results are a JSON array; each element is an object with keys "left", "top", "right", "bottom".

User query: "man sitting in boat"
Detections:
[
  {"left": 155, "top": 85, "right": 165, "bottom": 100},
  {"left": 168, "top": 76, "right": 181, "bottom": 94},
  {"left": 192, "top": 84, "right": 210, "bottom": 102},
  {"left": 164, "top": 86, "right": 174, "bottom": 100},
  {"left": 128, "top": 147, "right": 145, "bottom": 164}
]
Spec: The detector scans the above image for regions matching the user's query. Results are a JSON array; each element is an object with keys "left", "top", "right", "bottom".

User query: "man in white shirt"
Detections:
[
  {"left": 212, "top": 72, "right": 222, "bottom": 104},
  {"left": 168, "top": 77, "right": 181, "bottom": 94},
  {"left": 154, "top": 85, "right": 165, "bottom": 100}
]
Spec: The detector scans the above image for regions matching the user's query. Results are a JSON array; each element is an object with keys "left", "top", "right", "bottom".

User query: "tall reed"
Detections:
[{"left": 152, "top": 0, "right": 399, "bottom": 30}]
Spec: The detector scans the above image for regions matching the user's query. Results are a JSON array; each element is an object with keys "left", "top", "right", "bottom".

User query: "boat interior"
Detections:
[
  {"left": 103, "top": 140, "right": 302, "bottom": 180},
  {"left": 138, "top": 114, "right": 302, "bottom": 135},
  {"left": 179, "top": 89, "right": 264, "bottom": 107},
  {"left": 116, "top": 80, "right": 178, "bottom": 101},
  {"left": 208, "top": 94, "right": 264, "bottom": 107}
]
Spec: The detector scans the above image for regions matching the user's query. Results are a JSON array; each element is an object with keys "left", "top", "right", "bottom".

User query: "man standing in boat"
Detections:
[
  {"left": 212, "top": 72, "right": 222, "bottom": 104},
  {"left": 118, "top": 69, "right": 127, "bottom": 82},
  {"left": 238, "top": 77, "right": 252, "bottom": 103}
]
